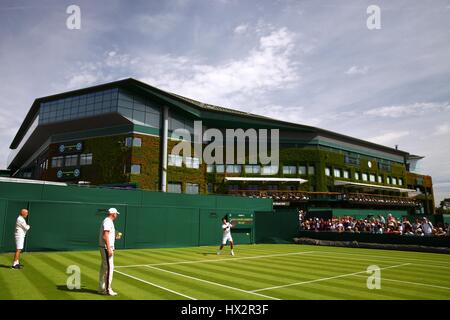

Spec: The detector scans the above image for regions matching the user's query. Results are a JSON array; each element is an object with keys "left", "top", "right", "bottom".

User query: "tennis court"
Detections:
[{"left": 0, "top": 244, "right": 449, "bottom": 300}]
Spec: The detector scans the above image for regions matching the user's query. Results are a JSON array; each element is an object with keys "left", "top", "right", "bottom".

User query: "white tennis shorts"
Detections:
[
  {"left": 15, "top": 235, "right": 25, "bottom": 250},
  {"left": 222, "top": 234, "right": 233, "bottom": 245}
]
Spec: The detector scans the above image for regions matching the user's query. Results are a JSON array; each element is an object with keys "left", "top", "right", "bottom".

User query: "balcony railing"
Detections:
[{"left": 228, "top": 190, "right": 420, "bottom": 207}]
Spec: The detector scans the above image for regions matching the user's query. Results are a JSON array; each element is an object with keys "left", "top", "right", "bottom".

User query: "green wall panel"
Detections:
[{"left": 0, "top": 181, "right": 271, "bottom": 252}]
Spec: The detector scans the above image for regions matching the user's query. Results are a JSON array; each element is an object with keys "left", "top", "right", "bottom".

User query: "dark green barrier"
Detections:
[
  {"left": 255, "top": 208, "right": 299, "bottom": 243},
  {"left": 297, "top": 231, "right": 450, "bottom": 247},
  {"left": 0, "top": 181, "right": 272, "bottom": 252}
]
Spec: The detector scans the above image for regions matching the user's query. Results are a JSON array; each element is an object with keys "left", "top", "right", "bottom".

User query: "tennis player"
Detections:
[
  {"left": 217, "top": 217, "right": 235, "bottom": 256},
  {"left": 12, "top": 208, "right": 30, "bottom": 269},
  {"left": 98, "top": 208, "right": 121, "bottom": 296}
]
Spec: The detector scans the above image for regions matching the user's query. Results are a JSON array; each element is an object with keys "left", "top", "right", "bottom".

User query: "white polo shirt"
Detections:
[
  {"left": 222, "top": 222, "right": 232, "bottom": 236},
  {"left": 15, "top": 216, "right": 30, "bottom": 238},
  {"left": 99, "top": 217, "right": 115, "bottom": 249}
]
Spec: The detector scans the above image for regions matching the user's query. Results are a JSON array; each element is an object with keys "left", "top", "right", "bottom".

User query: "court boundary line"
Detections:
[
  {"left": 116, "top": 251, "right": 316, "bottom": 268},
  {"left": 115, "top": 269, "right": 197, "bottom": 300},
  {"left": 351, "top": 274, "right": 450, "bottom": 291},
  {"left": 145, "top": 265, "right": 281, "bottom": 300},
  {"left": 251, "top": 263, "right": 411, "bottom": 292},
  {"left": 313, "top": 251, "right": 450, "bottom": 268}
]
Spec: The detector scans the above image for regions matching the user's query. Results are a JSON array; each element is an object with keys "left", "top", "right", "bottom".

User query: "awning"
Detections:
[
  {"left": 224, "top": 177, "right": 308, "bottom": 183},
  {"left": 334, "top": 180, "right": 420, "bottom": 197}
]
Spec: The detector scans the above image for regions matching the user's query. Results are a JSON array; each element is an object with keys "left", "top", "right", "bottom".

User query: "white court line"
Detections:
[
  {"left": 146, "top": 265, "right": 281, "bottom": 300},
  {"left": 314, "top": 251, "right": 450, "bottom": 268},
  {"left": 352, "top": 274, "right": 450, "bottom": 291},
  {"left": 115, "top": 269, "right": 197, "bottom": 300},
  {"left": 116, "top": 251, "right": 316, "bottom": 268},
  {"left": 251, "top": 263, "right": 411, "bottom": 292}
]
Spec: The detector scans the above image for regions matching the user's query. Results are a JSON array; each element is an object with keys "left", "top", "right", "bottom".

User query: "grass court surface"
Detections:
[{"left": 0, "top": 244, "right": 449, "bottom": 300}]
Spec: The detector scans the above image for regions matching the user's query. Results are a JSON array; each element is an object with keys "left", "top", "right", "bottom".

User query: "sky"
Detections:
[{"left": 0, "top": 0, "right": 449, "bottom": 204}]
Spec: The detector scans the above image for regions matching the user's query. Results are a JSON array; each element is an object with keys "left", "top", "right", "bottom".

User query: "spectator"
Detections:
[
  {"left": 435, "top": 227, "right": 446, "bottom": 237},
  {"left": 421, "top": 218, "right": 433, "bottom": 236}
]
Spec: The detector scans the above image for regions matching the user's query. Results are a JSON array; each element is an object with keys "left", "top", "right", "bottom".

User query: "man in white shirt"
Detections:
[
  {"left": 12, "top": 209, "right": 31, "bottom": 269},
  {"left": 421, "top": 218, "right": 433, "bottom": 236},
  {"left": 217, "top": 217, "right": 235, "bottom": 256},
  {"left": 98, "top": 208, "right": 121, "bottom": 296}
]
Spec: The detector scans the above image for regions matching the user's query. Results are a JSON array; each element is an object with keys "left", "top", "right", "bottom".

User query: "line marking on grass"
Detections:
[
  {"left": 313, "top": 251, "right": 450, "bottom": 268},
  {"left": 351, "top": 274, "right": 450, "bottom": 291},
  {"left": 251, "top": 263, "right": 411, "bottom": 293},
  {"left": 115, "top": 269, "right": 197, "bottom": 300},
  {"left": 145, "top": 265, "right": 281, "bottom": 300},
  {"left": 116, "top": 251, "right": 316, "bottom": 268}
]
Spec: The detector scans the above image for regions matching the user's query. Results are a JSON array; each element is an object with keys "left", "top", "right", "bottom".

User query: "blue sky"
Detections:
[{"left": 0, "top": 0, "right": 449, "bottom": 203}]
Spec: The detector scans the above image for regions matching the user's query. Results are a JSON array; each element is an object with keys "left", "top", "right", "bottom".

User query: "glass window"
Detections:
[
  {"left": 216, "top": 165, "right": 225, "bottom": 173},
  {"left": 64, "top": 155, "right": 78, "bottom": 167},
  {"left": 125, "top": 137, "right": 133, "bottom": 147},
  {"left": 245, "top": 165, "right": 260, "bottom": 174},
  {"left": 207, "top": 183, "right": 214, "bottom": 193},
  {"left": 343, "top": 170, "right": 350, "bottom": 179},
  {"left": 133, "top": 110, "right": 146, "bottom": 125},
  {"left": 226, "top": 165, "right": 241, "bottom": 173},
  {"left": 133, "top": 137, "right": 142, "bottom": 147},
  {"left": 283, "top": 166, "right": 297, "bottom": 175},
  {"left": 206, "top": 164, "right": 214, "bottom": 173},
  {"left": 387, "top": 176, "right": 391, "bottom": 184},
  {"left": 333, "top": 168, "right": 341, "bottom": 178},
  {"left": 362, "top": 173, "right": 368, "bottom": 181},
  {"left": 51, "top": 156, "right": 64, "bottom": 168},
  {"left": 325, "top": 167, "right": 331, "bottom": 177},
  {"left": 186, "top": 183, "right": 199, "bottom": 194},
  {"left": 168, "top": 154, "right": 183, "bottom": 167},
  {"left": 369, "top": 174, "right": 376, "bottom": 182},
  {"left": 185, "top": 157, "right": 200, "bottom": 169},
  {"left": 131, "top": 164, "right": 141, "bottom": 175},
  {"left": 398, "top": 178, "right": 403, "bottom": 186},
  {"left": 168, "top": 183, "right": 182, "bottom": 193},
  {"left": 299, "top": 166, "right": 307, "bottom": 175},
  {"left": 262, "top": 165, "right": 278, "bottom": 175},
  {"left": 80, "top": 153, "right": 93, "bottom": 166},
  {"left": 392, "top": 177, "right": 397, "bottom": 185},
  {"left": 378, "top": 176, "right": 383, "bottom": 183},
  {"left": 308, "top": 165, "right": 315, "bottom": 175}
]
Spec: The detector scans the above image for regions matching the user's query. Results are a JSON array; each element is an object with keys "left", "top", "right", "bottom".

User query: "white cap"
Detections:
[{"left": 108, "top": 208, "right": 120, "bottom": 215}]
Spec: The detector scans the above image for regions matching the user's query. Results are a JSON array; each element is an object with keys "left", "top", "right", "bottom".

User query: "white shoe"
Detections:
[
  {"left": 107, "top": 289, "right": 118, "bottom": 296},
  {"left": 217, "top": 251, "right": 221, "bottom": 255},
  {"left": 230, "top": 251, "right": 235, "bottom": 256}
]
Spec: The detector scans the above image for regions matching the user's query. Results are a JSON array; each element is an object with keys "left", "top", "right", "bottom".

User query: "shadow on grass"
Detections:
[
  {"left": 56, "top": 285, "right": 99, "bottom": 295},
  {"left": 0, "top": 264, "right": 13, "bottom": 269},
  {"left": 199, "top": 252, "right": 218, "bottom": 256}
]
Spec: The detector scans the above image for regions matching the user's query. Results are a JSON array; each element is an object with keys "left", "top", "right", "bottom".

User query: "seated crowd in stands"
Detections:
[{"left": 298, "top": 211, "right": 449, "bottom": 236}]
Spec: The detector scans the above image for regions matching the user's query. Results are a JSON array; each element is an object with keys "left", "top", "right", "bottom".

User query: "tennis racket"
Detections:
[{"left": 230, "top": 220, "right": 238, "bottom": 227}]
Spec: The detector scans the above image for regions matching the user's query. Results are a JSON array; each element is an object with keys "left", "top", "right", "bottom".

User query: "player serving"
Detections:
[{"left": 217, "top": 216, "right": 236, "bottom": 256}]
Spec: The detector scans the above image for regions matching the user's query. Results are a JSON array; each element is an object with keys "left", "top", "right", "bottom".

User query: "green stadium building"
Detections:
[{"left": 7, "top": 78, "right": 435, "bottom": 216}]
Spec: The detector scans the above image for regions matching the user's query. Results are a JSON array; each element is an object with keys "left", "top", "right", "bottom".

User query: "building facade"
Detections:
[{"left": 7, "top": 78, "right": 435, "bottom": 215}]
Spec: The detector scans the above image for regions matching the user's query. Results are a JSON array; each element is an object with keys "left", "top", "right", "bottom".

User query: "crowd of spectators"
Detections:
[{"left": 298, "top": 211, "right": 449, "bottom": 236}]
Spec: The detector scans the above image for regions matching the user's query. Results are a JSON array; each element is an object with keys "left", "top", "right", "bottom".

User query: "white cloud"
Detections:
[
  {"left": 367, "top": 131, "right": 410, "bottom": 145},
  {"left": 234, "top": 24, "right": 248, "bottom": 34},
  {"left": 433, "top": 123, "right": 450, "bottom": 136},
  {"left": 345, "top": 65, "right": 369, "bottom": 75},
  {"left": 364, "top": 102, "right": 450, "bottom": 118},
  {"left": 248, "top": 104, "right": 321, "bottom": 126}
]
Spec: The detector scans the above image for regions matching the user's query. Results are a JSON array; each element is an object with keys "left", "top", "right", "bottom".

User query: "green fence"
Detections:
[
  {"left": 255, "top": 208, "right": 299, "bottom": 243},
  {"left": 0, "top": 181, "right": 272, "bottom": 252}
]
